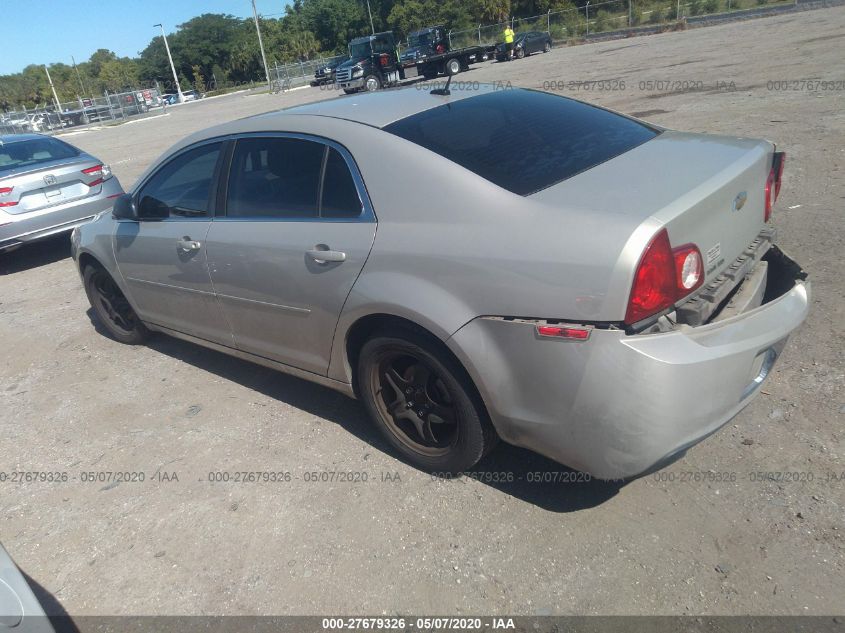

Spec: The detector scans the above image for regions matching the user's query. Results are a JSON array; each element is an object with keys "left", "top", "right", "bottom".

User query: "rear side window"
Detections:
[
  {"left": 227, "top": 137, "right": 323, "bottom": 218},
  {"left": 321, "top": 148, "right": 363, "bottom": 218},
  {"left": 226, "top": 138, "right": 364, "bottom": 219},
  {"left": 383, "top": 89, "right": 659, "bottom": 196},
  {"left": 0, "top": 137, "right": 80, "bottom": 174},
  {"left": 138, "top": 142, "right": 221, "bottom": 217}
]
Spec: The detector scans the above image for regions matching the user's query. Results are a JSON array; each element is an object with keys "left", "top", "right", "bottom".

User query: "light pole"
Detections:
[
  {"left": 366, "top": 0, "right": 375, "bottom": 34},
  {"left": 154, "top": 23, "right": 184, "bottom": 103},
  {"left": 251, "top": 0, "right": 272, "bottom": 90}
]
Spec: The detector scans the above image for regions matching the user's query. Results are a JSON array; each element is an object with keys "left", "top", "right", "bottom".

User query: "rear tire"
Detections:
[
  {"left": 83, "top": 265, "right": 148, "bottom": 345},
  {"left": 357, "top": 328, "right": 496, "bottom": 475}
]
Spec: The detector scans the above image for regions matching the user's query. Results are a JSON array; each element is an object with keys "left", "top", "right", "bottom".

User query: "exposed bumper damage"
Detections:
[{"left": 448, "top": 246, "right": 809, "bottom": 480}]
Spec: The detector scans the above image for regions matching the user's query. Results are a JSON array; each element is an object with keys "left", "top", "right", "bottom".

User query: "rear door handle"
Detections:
[
  {"left": 177, "top": 237, "right": 201, "bottom": 252},
  {"left": 306, "top": 246, "right": 346, "bottom": 264}
]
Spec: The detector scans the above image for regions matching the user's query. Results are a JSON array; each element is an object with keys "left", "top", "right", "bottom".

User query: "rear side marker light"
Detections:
[
  {"left": 536, "top": 325, "right": 591, "bottom": 341},
  {"left": 0, "top": 186, "right": 17, "bottom": 207}
]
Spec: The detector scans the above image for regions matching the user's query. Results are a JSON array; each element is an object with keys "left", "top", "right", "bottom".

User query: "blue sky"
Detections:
[{"left": 0, "top": 0, "right": 285, "bottom": 75}]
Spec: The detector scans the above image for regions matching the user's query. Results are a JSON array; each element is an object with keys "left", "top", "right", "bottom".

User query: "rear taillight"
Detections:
[
  {"left": 82, "top": 164, "right": 112, "bottom": 187},
  {"left": 764, "top": 170, "right": 775, "bottom": 222},
  {"left": 0, "top": 186, "right": 17, "bottom": 207},
  {"left": 625, "top": 230, "right": 705, "bottom": 326},
  {"left": 625, "top": 229, "right": 676, "bottom": 325},
  {"left": 765, "top": 151, "right": 786, "bottom": 222}
]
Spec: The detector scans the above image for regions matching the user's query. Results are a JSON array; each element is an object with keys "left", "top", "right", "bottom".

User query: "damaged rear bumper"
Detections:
[{"left": 448, "top": 247, "right": 810, "bottom": 480}]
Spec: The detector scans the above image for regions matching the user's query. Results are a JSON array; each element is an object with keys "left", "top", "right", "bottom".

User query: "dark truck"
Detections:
[{"left": 335, "top": 29, "right": 490, "bottom": 93}]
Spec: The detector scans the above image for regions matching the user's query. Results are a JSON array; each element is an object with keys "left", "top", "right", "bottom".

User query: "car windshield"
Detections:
[
  {"left": 409, "top": 31, "right": 432, "bottom": 47},
  {"left": 0, "top": 137, "right": 80, "bottom": 174},
  {"left": 383, "top": 89, "right": 659, "bottom": 196},
  {"left": 349, "top": 41, "right": 372, "bottom": 58}
]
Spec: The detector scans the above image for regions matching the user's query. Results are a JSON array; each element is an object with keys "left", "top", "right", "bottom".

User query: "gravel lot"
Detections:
[{"left": 1, "top": 7, "right": 843, "bottom": 619}]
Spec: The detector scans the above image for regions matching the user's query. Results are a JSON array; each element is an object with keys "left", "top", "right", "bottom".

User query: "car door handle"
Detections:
[
  {"left": 177, "top": 237, "right": 201, "bottom": 252},
  {"left": 306, "top": 246, "right": 346, "bottom": 264}
]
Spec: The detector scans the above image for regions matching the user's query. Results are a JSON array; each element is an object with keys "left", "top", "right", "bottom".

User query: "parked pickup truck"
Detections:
[{"left": 335, "top": 30, "right": 491, "bottom": 93}]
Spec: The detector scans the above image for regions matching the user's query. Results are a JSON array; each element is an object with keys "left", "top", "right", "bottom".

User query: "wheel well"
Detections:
[
  {"left": 346, "top": 315, "right": 431, "bottom": 388},
  {"left": 345, "top": 314, "right": 486, "bottom": 414},
  {"left": 77, "top": 252, "right": 104, "bottom": 273}
]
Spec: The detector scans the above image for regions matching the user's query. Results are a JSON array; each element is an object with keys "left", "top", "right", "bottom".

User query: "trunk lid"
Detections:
[
  {"left": 0, "top": 156, "right": 103, "bottom": 215},
  {"left": 531, "top": 130, "right": 774, "bottom": 317}
]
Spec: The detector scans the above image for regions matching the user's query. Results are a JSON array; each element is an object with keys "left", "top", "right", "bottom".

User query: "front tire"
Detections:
[
  {"left": 446, "top": 58, "right": 461, "bottom": 75},
  {"left": 83, "top": 265, "right": 148, "bottom": 344},
  {"left": 516, "top": 47, "right": 526, "bottom": 59},
  {"left": 544, "top": 41, "right": 552, "bottom": 53},
  {"left": 357, "top": 329, "right": 496, "bottom": 474},
  {"left": 363, "top": 74, "right": 381, "bottom": 92}
]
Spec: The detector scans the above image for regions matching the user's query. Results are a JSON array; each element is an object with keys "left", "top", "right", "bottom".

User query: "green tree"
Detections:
[{"left": 192, "top": 65, "right": 207, "bottom": 93}]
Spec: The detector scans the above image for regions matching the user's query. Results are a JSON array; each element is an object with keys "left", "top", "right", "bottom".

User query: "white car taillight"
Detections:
[
  {"left": 82, "top": 164, "right": 112, "bottom": 187},
  {"left": 0, "top": 186, "right": 17, "bottom": 207}
]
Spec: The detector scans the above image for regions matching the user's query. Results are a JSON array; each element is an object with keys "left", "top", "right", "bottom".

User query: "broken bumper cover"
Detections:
[{"left": 448, "top": 250, "right": 810, "bottom": 480}]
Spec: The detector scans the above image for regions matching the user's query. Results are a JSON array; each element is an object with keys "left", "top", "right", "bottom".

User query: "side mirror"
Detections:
[
  {"left": 137, "top": 195, "right": 170, "bottom": 221},
  {"left": 112, "top": 193, "right": 138, "bottom": 220}
]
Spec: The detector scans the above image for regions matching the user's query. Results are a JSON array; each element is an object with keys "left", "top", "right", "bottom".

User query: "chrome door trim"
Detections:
[
  {"left": 125, "top": 277, "right": 215, "bottom": 296},
  {"left": 215, "top": 292, "right": 312, "bottom": 315}
]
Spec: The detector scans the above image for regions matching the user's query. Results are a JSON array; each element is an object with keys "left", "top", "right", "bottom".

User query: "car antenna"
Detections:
[{"left": 430, "top": 73, "right": 453, "bottom": 96}]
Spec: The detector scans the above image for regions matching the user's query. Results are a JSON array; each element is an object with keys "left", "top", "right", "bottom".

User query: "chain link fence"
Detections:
[
  {"left": 269, "top": 54, "right": 348, "bottom": 91},
  {"left": 1, "top": 88, "right": 165, "bottom": 136},
  {"left": 447, "top": 0, "right": 796, "bottom": 44}
]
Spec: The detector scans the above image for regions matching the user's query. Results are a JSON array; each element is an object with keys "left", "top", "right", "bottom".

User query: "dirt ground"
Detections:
[{"left": 1, "top": 7, "right": 843, "bottom": 619}]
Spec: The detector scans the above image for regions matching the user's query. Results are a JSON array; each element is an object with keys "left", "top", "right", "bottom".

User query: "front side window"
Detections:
[{"left": 138, "top": 142, "right": 222, "bottom": 217}]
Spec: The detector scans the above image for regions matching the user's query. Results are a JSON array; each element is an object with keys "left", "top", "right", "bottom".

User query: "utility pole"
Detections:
[
  {"left": 44, "top": 65, "right": 62, "bottom": 113},
  {"left": 366, "top": 0, "right": 375, "bottom": 34},
  {"left": 71, "top": 56, "right": 88, "bottom": 98},
  {"left": 251, "top": 0, "right": 272, "bottom": 90},
  {"left": 154, "top": 23, "right": 184, "bottom": 103}
]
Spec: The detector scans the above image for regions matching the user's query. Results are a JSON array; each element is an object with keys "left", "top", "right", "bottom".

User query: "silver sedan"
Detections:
[
  {"left": 0, "top": 133, "right": 123, "bottom": 253},
  {"left": 71, "top": 85, "right": 809, "bottom": 479}
]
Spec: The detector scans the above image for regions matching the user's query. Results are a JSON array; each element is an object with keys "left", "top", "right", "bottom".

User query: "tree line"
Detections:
[{"left": 1, "top": 0, "right": 581, "bottom": 110}]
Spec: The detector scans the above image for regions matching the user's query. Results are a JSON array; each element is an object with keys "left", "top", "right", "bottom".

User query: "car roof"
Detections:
[
  {"left": 277, "top": 83, "right": 503, "bottom": 129},
  {"left": 0, "top": 133, "right": 45, "bottom": 144}
]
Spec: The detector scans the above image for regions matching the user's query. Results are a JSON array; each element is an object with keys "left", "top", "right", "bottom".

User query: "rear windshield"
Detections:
[
  {"left": 383, "top": 89, "right": 659, "bottom": 195},
  {"left": 0, "top": 137, "right": 80, "bottom": 174}
]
